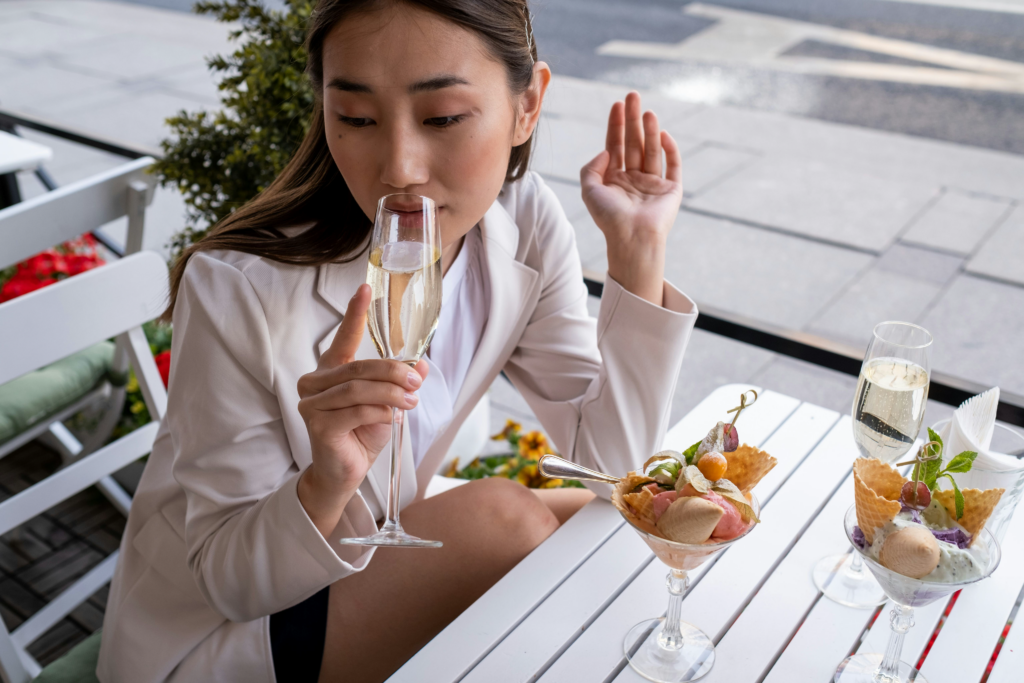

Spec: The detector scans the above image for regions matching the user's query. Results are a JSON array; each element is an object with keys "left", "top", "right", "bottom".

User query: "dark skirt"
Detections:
[{"left": 269, "top": 586, "right": 330, "bottom": 682}]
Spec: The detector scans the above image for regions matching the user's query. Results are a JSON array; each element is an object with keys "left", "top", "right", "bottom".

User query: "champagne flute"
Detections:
[
  {"left": 813, "top": 322, "right": 933, "bottom": 608},
  {"left": 337, "top": 194, "right": 443, "bottom": 549}
]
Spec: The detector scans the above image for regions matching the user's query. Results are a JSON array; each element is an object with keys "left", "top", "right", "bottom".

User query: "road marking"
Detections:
[
  {"left": 876, "top": 0, "right": 1024, "bottom": 15},
  {"left": 597, "top": 3, "right": 1024, "bottom": 94}
]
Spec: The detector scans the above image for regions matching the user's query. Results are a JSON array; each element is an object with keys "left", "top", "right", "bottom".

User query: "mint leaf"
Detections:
[
  {"left": 682, "top": 440, "right": 701, "bottom": 466},
  {"left": 922, "top": 432, "right": 944, "bottom": 490},
  {"left": 942, "top": 451, "right": 978, "bottom": 474},
  {"left": 943, "top": 474, "right": 965, "bottom": 520}
]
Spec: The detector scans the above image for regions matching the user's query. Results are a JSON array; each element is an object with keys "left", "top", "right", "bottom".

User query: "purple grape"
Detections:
[{"left": 723, "top": 424, "right": 739, "bottom": 452}]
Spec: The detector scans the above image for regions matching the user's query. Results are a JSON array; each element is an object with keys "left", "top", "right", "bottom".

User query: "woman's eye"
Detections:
[
  {"left": 338, "top": 116, "right": 373, "bottom": 128},
  {"left": 424, "top": 115, "right": 465, "bottom": 128}
]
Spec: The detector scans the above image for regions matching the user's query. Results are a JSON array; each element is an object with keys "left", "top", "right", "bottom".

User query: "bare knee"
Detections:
[{"left": 465, "top": 478, "right": 559, "bottom": 555}]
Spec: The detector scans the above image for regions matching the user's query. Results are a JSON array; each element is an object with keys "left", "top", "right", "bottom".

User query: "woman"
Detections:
[{"left": 98, "top": 0, "right": 697, "bottom": 681}]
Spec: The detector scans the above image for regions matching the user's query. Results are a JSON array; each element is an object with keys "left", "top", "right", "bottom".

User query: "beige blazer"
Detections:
[{"left": 97, "top": 172, "right": 698, "bottom": 682}]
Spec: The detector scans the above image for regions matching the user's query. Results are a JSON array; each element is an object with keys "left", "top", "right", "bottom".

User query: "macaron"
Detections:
[{"left": 656, "top": 496, "right": 724, "bottom": 544}]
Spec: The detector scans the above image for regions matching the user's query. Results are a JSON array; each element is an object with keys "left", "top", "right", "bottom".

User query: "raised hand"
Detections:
[
  {"left": 296, "top": 284, "right": 428, "bottom": 537},
  {"left": 580, "top": 91, "right": 683, "bottom": 305}
]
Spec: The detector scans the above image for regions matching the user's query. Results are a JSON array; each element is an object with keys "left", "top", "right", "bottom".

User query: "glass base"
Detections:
[
  {"left": 336, "top": 529, "right": 442, "bottom": 548},
  {"left": 623, "top": 617, "right": 715, "bottom": 683},
  {"left": 814, "top": 553, "right": 886, "bottom": 609},
  {"left": 834, "top": 653, "right": 928, "bottom": 683}
]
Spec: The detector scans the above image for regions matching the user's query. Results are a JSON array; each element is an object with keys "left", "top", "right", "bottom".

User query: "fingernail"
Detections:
[
  {"left": 405, "top": 393, "right": 418, "bottom": 406},
  {"left": 407, "top": 371, "right": 422, "bottom": 388}
]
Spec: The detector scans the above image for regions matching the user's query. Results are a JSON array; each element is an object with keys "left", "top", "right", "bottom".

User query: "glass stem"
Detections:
[
  {"left": 876, "top": 604, "right": 914, "bottom": 682},
  {"left": 850, "top": 552, "right": 866, "bottom": 574},
  {"left": 381, "top": 407, "right": 404, "bottom": 533},
  {"left": 658, "top": 570, "right": 690, "bottom": 651}
]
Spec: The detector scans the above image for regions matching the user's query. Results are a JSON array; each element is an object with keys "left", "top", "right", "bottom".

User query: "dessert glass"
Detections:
[
  {"left": 833, "top": 505, "right": 1000, "bottom": 683},
  {"left": 618, "top": 494, "right": 760, "bottom": 683}
]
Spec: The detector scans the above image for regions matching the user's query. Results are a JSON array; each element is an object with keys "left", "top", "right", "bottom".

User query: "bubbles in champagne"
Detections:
[
  {"left": 852, "top": 358, "right": 930, "bottom": 463},
  {"left": 366, "top": 242, "right": 442, "bottom": 363}
]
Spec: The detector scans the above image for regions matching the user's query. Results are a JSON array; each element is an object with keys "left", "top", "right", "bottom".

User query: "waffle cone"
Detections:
[
  {"left": 933, "top": 488, "right": 1004, "bottom": 545},
  {"left": 612, "top": 479, "right": 660, "bottom": 535},
  {"left": 854, "top": 458, "right": 905, "bottom": 502},
  {"left": 853, "top": 461, "right": 903, "bottom": 545},
  {"left": 723, "top": 444, "right": 777, "bottom": 492}
]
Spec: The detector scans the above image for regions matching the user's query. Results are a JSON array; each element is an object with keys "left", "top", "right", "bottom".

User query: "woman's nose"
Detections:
[{"left": 379, "top": 124, "right": 429, "bottom": 190}]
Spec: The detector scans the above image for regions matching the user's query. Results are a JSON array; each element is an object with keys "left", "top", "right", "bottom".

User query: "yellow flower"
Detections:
[
  {"left": 516, "top": 463, "right": 540, "bottom": 487},
  {"left": 491, "top": 419, "right": 522, "bottom": 441},
  {"left": 444, "top": 458, "right": 460, "bottom": 478},
  {"left": 125, "top": 375, "right": 139, "bottom": 393},
  {"left": 129, "top": 400, "right": 146, "bottom": 414},
  {"left": 518, "top": 431, "right": 550, "bottom": 459},
  {"left": 515, "top": 462, "right": 563, "bottom": 488}
]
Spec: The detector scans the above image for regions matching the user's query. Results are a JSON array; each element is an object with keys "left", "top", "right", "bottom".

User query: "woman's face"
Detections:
[{"left": 322, "top": 5, "right": 547, "bottom": 251}]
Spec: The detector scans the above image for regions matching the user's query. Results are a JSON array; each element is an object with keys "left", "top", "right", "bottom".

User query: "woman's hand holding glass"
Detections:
[
  {"left": 580, "top": 91, "right": 683, "bottom": 306},
  {"left": 296, "top": 283, "right": 428, "bottom": 538}
]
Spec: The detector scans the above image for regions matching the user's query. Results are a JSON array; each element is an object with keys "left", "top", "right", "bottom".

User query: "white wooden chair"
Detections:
[
  {"left": 0, "top": 250, "right": 168, "bottom": 682},
  {"left": 0, "top": 157, "right": 156, "bottom": 515}
]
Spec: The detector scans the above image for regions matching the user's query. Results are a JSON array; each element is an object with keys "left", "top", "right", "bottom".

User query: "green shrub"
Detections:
[{"left": 155, "top": 0, "right": 314, "bottom": 260}]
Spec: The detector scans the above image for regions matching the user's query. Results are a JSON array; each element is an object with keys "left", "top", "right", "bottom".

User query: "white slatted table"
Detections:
[{"left": 390, "top": 384, "right": 1024, "bottom": 683}]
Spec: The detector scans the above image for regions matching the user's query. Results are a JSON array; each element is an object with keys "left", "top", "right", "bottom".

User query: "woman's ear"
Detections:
[{"left": 512, "top": 61, "right": 552, "bottom": 146}]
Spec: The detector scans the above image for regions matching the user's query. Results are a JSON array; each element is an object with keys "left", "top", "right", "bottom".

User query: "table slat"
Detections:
[
  {"left": 699, "top": 416, "right": 877, "bottom": 682},
  {"left": 917, "top": 501, "right": 1024, "bottom": 681},
  {"left": 614, "top": 409, "right": 846, "bottom": 683},
  {"left": 389, "top": 500, "right": 622, "bottom": 682},
  {"left": 0, "top": 131, "right": 52, "bottom": 175},
  {"left": 533, "top": 389, "right": 800, "bottom": 683},
  {"left": 461, "top": 524, "right": 650, "bottom": 683},
  {"left": 986, "top": 572, "right": 1024, "bottom": 683},
  {"left": 392, "top": 385, "right": 783, "bottom": 682},
  {"left": 609, "top": 403, "right": 840, "bottom": 682}
]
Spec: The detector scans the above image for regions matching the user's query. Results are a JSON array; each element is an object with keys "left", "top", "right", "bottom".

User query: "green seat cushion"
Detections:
[
  {"left": 0, "top": 341, "right": 115, "bottom": 443},
  {"left": 33, "top": 629, "right": 101, "bottom": 683}
]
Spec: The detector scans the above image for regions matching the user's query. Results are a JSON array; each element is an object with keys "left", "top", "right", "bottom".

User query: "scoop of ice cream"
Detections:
[
  {"left": 651, "top": 490, "right": 678, "bottom": 522},
  {"left": 656, "top": 496, "right": 724, "bottom": 544},
  {"left": 879, "top": 525, "right": 941, "bottom": 579},
  {"left": 704, "top": 490, "right": 749, "bottom": 540}
]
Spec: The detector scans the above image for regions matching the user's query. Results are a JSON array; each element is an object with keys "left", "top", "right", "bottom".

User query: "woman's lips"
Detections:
[{"left": 389, "top": 205, "right": 444, "bottom": 214}]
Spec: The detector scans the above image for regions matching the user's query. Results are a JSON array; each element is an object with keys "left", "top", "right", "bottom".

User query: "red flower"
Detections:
[
  {"left": 0, "top": 236, "right": 105, "bottom": 304},
  {"left": 25, "top": 250, "right": 68, "bottom": 277},
  {"left": 0, "top": 273, "right": 54, "bottom": 302},
  {"left": 154, "top": 351, "right": 171, "bottom": 388},
  {"left": 65, "top": 254, "right": 102, "bottom": 276}
]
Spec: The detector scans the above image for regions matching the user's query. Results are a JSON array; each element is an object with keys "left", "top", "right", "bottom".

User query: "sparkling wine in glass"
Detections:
[
  {"left": 814, "top": 322, "right": 933, "bottom": 608},
  {"left": 337, "top": 194, "right": 443, "bottom": 549},
  {"left": 852, "top": 357, "right": 929, "bottom": 463}
]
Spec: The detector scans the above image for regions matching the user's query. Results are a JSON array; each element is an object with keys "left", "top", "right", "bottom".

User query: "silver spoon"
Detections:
[{"left": 537, "top": 454, "right": 622, "bottom": 485}]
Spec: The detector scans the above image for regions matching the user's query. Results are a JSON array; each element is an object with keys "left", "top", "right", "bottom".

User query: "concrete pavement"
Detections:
[{"left": 2, "top": 0, "right": 1020, "bottom": 437}]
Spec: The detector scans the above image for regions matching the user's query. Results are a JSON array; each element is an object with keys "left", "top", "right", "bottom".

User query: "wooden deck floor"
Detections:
[{"left": 0, "top": 442, "right": 123, "bottom": 667}]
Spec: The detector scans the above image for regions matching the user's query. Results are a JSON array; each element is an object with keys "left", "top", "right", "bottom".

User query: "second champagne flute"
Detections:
[
  {"left": 813, "top": 321, "right": 933, "bottom": 608},
  {"left": 337, "top": 194, "right": 443, "bottom": 549}
]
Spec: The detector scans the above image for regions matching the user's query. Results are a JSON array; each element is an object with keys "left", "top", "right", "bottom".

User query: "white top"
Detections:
[
  {"left": 408, "top": 226, "right": 490, "bottom": 467},
  {"left": 0, "top": 131, "right": 52, "bottom": 175}
]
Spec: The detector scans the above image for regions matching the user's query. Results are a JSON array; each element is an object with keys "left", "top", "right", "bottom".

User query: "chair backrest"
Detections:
[
  {"left": 0, "top": 252, "right": 168, "bottom": 682},
  {"left": 0, "top": 250, "right": 168, "bottom": 387},
  {"left": 0, "top": 157, "right": 155, "bottom": 269}
]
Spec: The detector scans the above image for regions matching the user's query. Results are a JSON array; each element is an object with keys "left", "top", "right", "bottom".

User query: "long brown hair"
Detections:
[{"left": 164, "top": 0, "right": 538, "bottom": 320}]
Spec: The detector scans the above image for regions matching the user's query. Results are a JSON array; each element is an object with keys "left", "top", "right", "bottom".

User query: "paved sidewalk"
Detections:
[{"left": 2, "top": 0, "right": 1021, "bottom": 422}]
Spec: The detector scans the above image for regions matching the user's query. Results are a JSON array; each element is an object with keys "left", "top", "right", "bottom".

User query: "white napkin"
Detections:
[{"left": 935, "top": 387, "right": 1024, "bottom": 493}]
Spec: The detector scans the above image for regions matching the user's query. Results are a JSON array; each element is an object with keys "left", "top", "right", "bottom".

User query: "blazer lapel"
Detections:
[
  {"left": 316, "top": 252, "right": 417, "bottom": 517},
  {"left": 414, "top": 201, "right": 541, "bottom": 495}
]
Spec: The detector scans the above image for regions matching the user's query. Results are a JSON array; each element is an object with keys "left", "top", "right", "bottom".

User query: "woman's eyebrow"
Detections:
[
  {"left": 408, "top": 75, "right": 470, "bottom": 93},
  {"left": 326, "top": 75, "right": 470, "bottom": 94}
]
